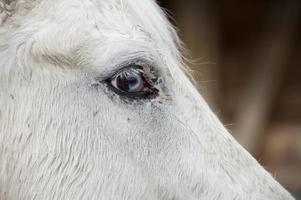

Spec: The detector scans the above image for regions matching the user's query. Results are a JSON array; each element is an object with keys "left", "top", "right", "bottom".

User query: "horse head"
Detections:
[{"left": 0, "top": 0, "right": 294, "bottom": 199}]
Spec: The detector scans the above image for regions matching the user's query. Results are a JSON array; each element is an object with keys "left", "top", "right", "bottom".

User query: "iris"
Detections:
[{"left": 116, "top": 70, "right": 144, "bottom": 93}]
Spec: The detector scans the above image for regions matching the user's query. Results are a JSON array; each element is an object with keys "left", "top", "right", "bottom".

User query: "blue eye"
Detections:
[
  {"left": 108, "top": 65, "right": 159, "bottom": 99},
  {"left": 115, "top": 70, "right": 144, "bottom": 93}
]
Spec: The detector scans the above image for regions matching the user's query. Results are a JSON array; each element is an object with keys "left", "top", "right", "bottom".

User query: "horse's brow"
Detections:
[{"left": 31, "top": 42, "right": 82, "bottom": 69}]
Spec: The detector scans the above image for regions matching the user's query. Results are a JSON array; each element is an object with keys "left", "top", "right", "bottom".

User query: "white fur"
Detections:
[{"left": 0, "top": 0, "right": 294, "bottom": 199}]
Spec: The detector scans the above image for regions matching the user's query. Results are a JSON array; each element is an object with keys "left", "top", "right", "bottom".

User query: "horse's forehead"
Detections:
[
  {"left": 15, "top": 0, "right": 180, "bottom": 71},
  {"left": 40, "top": 0, "right": 175, "bottom": 46}
]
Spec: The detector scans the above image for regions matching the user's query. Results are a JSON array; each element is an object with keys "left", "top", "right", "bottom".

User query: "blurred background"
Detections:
[{"left": 158, "top": 0, "right": 301, "bottom": 198}]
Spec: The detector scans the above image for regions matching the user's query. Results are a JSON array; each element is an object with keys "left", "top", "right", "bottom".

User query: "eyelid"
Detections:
[
  {"left": 110, "top": 65, "right": 143, "bottom": 80},
  {"left": 95, "top": 58, "right": 160, "bottom": 82}
]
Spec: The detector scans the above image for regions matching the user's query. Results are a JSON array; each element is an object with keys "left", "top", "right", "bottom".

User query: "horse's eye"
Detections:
[{"left": 107, "top": 65, "right": 159, "bottom": 99}]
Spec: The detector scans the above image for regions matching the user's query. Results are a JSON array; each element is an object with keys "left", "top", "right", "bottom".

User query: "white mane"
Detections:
[{"left": 0, "top": 0, "right": 294, "bottom": 199}]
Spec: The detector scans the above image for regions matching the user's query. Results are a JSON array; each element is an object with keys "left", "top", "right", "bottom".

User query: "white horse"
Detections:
[{"left": 0, "top": 0, "right": 294, "bottom": 199}]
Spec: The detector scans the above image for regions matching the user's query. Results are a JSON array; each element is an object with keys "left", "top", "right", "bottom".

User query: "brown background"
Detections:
[{"left": 158, "top": 0, "right": 301, "bottom": 198}]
